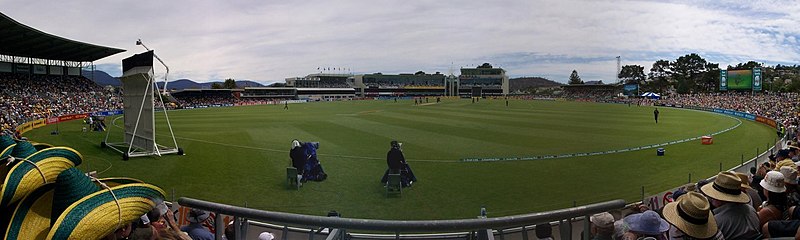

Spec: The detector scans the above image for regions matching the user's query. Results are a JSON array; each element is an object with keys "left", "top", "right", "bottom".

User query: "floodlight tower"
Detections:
[{"left": 616, "top": 56, "right": 621, "bottom": 84}]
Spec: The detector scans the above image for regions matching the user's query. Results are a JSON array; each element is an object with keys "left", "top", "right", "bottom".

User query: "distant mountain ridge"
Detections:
[
  {"left": 509, "top": 77, "right": 563, "bottom": 91},
  {"left": 82, "top": 70, "right": 120, "bottom": 86},
  {"left": 157, "top": 79, "right": 265, "bottom": 90},
  {"left": 82, "top": 70, "right": 265, "bottom": 89}
]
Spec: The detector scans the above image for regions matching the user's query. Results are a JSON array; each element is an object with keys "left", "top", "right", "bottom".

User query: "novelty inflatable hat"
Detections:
[
  {"left": 5, "top": 168, "right": 165, "bottom": 240},
  {"left": 10, "top": 141, "right": 38, "bottom": 159},
  {"left": 0, "top": 147, "right": 82, "bottom": 208},
  {"left": 0, "top": 134, "right": 15, "bottom": 159}
]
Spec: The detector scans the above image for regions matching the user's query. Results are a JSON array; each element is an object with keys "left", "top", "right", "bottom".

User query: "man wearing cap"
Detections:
[
  {"left": 700, "top": 171, "right": 760, "bottom": 240},
  {"left": 663, "top": 192, "right": 725, "bottom": 240},
  {"left": 181, "top": 208, "right": 215, "bottom": 240},
  {"left": 589, "top": 212, "right": 614, "bottom": 240}
]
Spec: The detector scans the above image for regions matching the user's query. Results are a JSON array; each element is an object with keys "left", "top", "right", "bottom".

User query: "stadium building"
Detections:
[
  {"left": 286, "top": 73, "right": 357, "bottom": 100},
  {"left": 353, "top": 72, "right": 446, "bottom": 97},
  {"left": 458, "top": 63, "right": 509, "bottom": 97}
]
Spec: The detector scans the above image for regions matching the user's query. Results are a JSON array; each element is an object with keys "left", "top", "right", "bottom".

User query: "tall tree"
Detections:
[
  {"left": 568, "top": 70, "right": 583, "bottom": 84},
  {"left": 728, "top": 61, "right": 762, "bottom": 70},
  {"left": 670, "top": 53, "right": 708, "bottom": 93},
  {"left": 699, "top": 63, "right": 720, "bottom": 92},
  {"left": 211, "top": 83, "right": 223, "bottom": 89},
  {"left": 618, "top": 65, "right": 646, "bottom": 85},
  {"left": 647, "top": 60, "right": 672, "bottom": 92},
  {"left": 223, "top": 78, "right": 238, "bottom": 89}
]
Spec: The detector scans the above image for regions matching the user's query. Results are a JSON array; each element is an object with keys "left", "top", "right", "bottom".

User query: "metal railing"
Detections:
[{"left": 178, "top": 197, "right": 626, "bottom": 240}]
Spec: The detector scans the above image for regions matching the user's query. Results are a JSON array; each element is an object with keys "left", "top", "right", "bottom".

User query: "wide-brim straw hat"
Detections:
[
  {"left": 663, "top": 192, "right": 717, "bottom": 239},
  {"left": 0, "top": 147, "right": 82, "bottom": 208},
  {"left": 700, "top": 172, "right": 750, "bottom": 203},
  {"left": 5, "top": 168, "right": 165, "bottom": 240},
  {"left": 734, "top": 172, "right": 752, "bottom": 189}
]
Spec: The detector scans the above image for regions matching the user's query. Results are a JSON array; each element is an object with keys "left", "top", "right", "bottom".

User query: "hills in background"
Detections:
[
  {"left": 155, "top": 79, "right": 265, "bottom": 90},
  {"left": 81, "top": 70, "right": 265, "bottom": 89},
  {"left": 509, "top": 77, "right": 563, "bottom": 91},
  {"left": 83, "top": 70, "right": 561, "bottom": 91}
]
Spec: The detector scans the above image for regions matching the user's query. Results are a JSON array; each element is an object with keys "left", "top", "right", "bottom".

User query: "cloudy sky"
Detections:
[{"left": 4, "top": 0, "right": 800, "bottom": 84}]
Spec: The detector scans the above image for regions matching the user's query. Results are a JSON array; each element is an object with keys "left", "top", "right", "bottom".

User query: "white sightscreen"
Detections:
[{"left": 119, "top": 66, "right": 155, "bottom": 152}]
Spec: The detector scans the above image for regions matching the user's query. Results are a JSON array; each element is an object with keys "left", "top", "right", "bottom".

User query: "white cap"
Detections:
[{"left": 259, "top": 232, "right": 275, "bottom": 240}]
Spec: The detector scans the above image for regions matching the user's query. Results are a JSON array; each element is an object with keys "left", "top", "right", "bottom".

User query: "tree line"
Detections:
[{"left": 568, "top": 53, "right": 800, "bottom": 93}]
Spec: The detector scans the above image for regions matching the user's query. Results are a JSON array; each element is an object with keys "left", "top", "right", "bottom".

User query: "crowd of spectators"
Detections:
[
  {"left": 662, "top": 92, "right": 799, "bottom": 126},
  {"left": 174, "top": 96, "right": 237, "bottom": 108},
  {"left": 0, "top": 72, "right": 122, "bottom": 131},
  {"left": 560, "top": 89, "right": 618, "bottom": 101},
  {"left": 581, "top": 138, "right": 800, "bottom": 239},
  {"left": 172, "top": 95, "right": 293, "bottom": 108}
]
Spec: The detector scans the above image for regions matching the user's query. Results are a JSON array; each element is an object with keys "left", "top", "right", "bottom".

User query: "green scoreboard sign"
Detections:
[{"left": 720, "top": 68, "right": 762, "bottom": 91}]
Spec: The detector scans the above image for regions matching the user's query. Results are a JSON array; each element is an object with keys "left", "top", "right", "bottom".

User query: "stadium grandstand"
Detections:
[
  {"left": 0, "top": 11, "right": 124, "bottom": 133},
  {"left": 560, "top": 81, "right": 621, "bottom": 101}
]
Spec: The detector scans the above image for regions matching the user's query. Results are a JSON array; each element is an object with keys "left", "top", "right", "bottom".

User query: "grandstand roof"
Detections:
[{"left": 0, "top": 12, "right": 125, "bottom": 62}]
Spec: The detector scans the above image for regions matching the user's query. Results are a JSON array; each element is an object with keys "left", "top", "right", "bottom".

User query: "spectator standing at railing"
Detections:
[{"left": 700, "top": 171, "right": 760, "bottom": 240}]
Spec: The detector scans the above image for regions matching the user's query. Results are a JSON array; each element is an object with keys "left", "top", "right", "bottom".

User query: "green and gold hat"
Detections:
[
  {"left": 0, "top": 135, "right": 15, "bottom": 159},
  {"left": 0, "top": 147, "right": 82, "bottom": 208},
  {"left": 5, "top": 168, "right": 165, "bottom": 240}
]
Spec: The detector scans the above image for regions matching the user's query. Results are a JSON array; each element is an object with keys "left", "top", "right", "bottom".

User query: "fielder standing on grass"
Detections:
[{"left": 654, "top": 108, "right": 659, "bottom": 123}]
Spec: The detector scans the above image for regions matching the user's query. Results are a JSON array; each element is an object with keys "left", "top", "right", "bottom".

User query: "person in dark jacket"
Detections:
[
  {"left": 382, "top": 140, "right": 417, "bottom": 187},
  {"left": 290, "top": 140, "right": 307, "bottom": 176},
  {"left": 386, "top": 141, "right": 405, "bottom": 172},
  {"left": 654, "top": 108, "right": 660, "bottom": 123}
]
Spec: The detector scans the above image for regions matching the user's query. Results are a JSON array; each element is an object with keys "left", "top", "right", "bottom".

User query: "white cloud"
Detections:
[{"left": 3, "top": 0, "right": 799, "bottom": 83}]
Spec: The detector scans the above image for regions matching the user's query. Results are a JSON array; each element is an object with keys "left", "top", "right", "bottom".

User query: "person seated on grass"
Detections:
[
  {"left": 302, "top": 141, "right": 327, "bottom": 181},
  {"left": 290, "top": 139, "right": 306, "bottom": 179},
  {"left": 381, "top": 140, "right": 417, "bottom": 187}
]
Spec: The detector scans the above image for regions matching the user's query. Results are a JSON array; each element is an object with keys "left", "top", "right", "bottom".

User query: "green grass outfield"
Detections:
[{"left": 25, "top": 99, "right": 777, "bottom": 220}]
